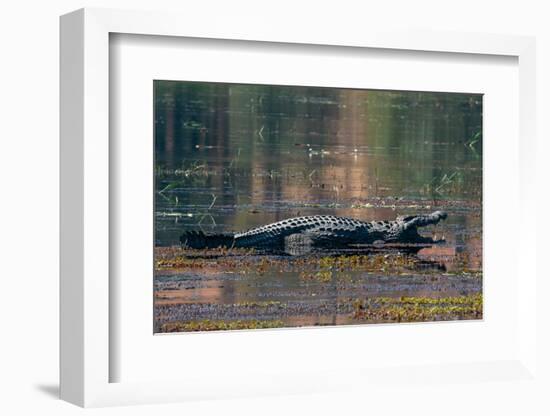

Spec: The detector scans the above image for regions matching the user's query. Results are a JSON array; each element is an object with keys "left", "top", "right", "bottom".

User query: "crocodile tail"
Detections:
[{"left": 179, "top": 231, "right": 235, "bottom": 249}]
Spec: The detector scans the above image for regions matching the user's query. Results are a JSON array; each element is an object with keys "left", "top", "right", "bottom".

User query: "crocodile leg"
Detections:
[{"left": 283, "top": 233, "right": 314, "bottom": 255}]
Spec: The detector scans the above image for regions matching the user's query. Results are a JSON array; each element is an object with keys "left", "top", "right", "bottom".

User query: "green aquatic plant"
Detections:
[
  {"left": 227, "top": 148, "right": 242, "bottom": 169},
  {"left": 153, "top": 247, "right": 460, "bottom": 277},
  {"left": 422, "top": 169, "right": 465, "bottom": 195},
  {"left": 466, "top": 131, "right": 481, "bottom": 149},
  {"left": 160, "top": 319, "right": 285, "bottom": 332},
  {"left": 157, "top": 160, "right": 211, "bottom": 179},
  {"left": 299, "top": 270, "right": 332, "bottom": 282},
  {"left": 234, "top": 301, "right": 282, "bottom": 308},
  {"left": 182, "top": 120, "right": 207, "bottom": 130},
  {"left": 352, "top": 293, "right": 482, "bottom": 322}
]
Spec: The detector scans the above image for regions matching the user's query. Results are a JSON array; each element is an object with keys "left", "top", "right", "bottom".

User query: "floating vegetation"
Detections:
[
  {"left": 155, "top": 294, "right": 482, "bottom": 332},
  {"left": 154, "top": 247, "right": 481, "bottom": 278},
  {"left": 156, "top": 160, "right": 212, "bottom": 181},
  {"left": 299, "top": 270, "right": 333, "bottom": 282},
  {"left": 352, "top": 293, "right": 482, "bottom": 322},
  {"left": 422, "top": 169, "right": 466, "bottom": 195},
  {"left": 155, "top": 246, "right": 256, "bottom": 269},
  {"left": 160, "top": 319, "right": 285, "bottom": 332},
  {"left": 182, "top": 120, "right": 207, "bottom": 130},
  {"left": 350, "top": 202, "right": 374, "bottom": 209},
  {"left": 234, "top": 301, "right": 282, "bottom": 308}
]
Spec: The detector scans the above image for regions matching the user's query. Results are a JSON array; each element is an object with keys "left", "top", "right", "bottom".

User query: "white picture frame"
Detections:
[{"left": 60, "top": 8, "right": 539, "bottom": 408}]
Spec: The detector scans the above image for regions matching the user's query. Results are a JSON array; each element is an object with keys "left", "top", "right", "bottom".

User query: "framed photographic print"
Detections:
[
  {"left": 152, "top": 80, "right": 482, "bottom": 334},
  {"left": 60, "top": 7, "right": 540, "bottom": 408}
]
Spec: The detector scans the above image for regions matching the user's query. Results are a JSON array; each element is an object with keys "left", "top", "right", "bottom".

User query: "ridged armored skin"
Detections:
[{"left": 180, "top": 211, "right": 447, "bottom": 254}]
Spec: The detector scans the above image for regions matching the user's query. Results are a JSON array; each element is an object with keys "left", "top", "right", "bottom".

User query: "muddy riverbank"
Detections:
[{"left": 154, "top": 247, "right": 482, "bottom": 332}]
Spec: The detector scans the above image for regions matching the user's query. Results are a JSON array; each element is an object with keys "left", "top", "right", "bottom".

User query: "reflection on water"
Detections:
[{"left": 153, "top": 81, "right": 482, "bottom": 331}]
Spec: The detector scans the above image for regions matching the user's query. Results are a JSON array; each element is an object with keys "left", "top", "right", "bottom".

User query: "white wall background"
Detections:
[{"left": 0, "top": 1, "right": 548, "bottom": 414}]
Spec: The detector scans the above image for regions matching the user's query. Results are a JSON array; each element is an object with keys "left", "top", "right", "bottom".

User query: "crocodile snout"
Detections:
[{"left": 433, "top": 210, "right": 448, "bottom": 220}]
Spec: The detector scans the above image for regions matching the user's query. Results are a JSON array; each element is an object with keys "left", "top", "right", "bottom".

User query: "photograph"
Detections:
[{"left": 153, "top": 80, "right": 483, "bottom": 333}]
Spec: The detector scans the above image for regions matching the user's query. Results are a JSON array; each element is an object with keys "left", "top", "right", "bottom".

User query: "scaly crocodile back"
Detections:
[{"left": 234, "top": 215, "right": 377, "bottom": 248}]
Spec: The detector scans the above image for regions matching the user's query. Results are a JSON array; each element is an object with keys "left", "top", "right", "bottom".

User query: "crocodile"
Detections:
[{"left": 180, "top": 210, "right": 448, "bottom": 255}]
